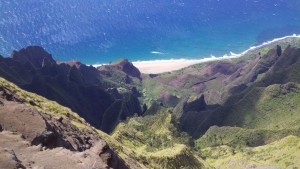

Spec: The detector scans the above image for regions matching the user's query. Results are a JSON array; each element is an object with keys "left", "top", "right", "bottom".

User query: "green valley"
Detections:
[{"left": 1, "top": 37, "right": 300, "bottom": 168}]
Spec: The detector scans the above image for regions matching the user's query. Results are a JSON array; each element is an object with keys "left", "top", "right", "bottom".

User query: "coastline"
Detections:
[
  {"left": 132, "top": 59, "right": 205, "bottom": 74},
  {"left": 95, "top": 34, "right": 300, "bottom": 74}
]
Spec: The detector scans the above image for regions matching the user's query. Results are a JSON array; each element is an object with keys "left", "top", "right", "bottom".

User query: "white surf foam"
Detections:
[
  {"left": 93, "top": 34, "right": 300, "bottom": 72},
  {"left": 219, "top": 34, "right": 300, "bottom": 59},
  {"left": 92, "top": 63, "right": 107, "bottom": 67},
  {"left": 151, "top": 51, "right": 168, "bottom": 55}
]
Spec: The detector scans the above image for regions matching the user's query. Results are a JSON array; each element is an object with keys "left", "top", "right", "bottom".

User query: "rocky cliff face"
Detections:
[
  {"left": 0, "top": 77, "right": 128, "bottom": 169},
  {"left": 11, "top": 46, "right": 56, "bottom": 68},
  {"left": 101, "top": 94, "right": 142, "bottom": 133},
  {"left": 0, "top": 46, "right": 142, "bottom": 134}
]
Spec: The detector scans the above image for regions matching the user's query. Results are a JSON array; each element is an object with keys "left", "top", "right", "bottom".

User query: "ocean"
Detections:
[{"left": 1, "top": 0, "right": 300, "bottom": 64}]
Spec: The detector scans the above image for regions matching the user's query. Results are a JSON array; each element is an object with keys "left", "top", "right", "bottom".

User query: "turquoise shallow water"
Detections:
[{"left": 1, "top": 0, "right": 300, "bottom": 64}]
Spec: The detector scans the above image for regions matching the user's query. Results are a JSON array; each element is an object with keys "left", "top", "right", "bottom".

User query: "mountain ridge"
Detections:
[
  {"left": 1, "top": 37, "right": 300, "bottom": 168},
  {"left": 0, "top": 46, "right": 143, "bottom": 134}
]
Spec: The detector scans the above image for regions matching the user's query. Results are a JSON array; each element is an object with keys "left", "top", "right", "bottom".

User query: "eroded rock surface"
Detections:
[{"left": 0, "top": 79, "right": 128, "bottom": 169}]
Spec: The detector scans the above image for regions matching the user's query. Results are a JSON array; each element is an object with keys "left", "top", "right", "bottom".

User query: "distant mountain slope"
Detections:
[
  {"left": 0, "top": 46, "right": 143, "bottom": 133},
  {"left": 136, "top": 38, "right": 300, "bottom": 168},
  {"left": 142, "top": 37, "right": 300, "bottom": 107},
  {"left": 140, "top": 37, "right": 300, "bottom": 138},
  {"left": 199, "top": 135, "right": 300, "bottom": 168}
]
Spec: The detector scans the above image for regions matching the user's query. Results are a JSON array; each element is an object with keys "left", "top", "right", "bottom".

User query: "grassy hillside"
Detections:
[
  {"left": 0, "top": 77, "right": 85, "bottom": 125},
  {"left": 199, "top": 135, "right": 300, "bottom": 169},
  {"left": 111, "top": 105, "right": 209, "bottom": 169},
  {"left": 141, "top": 37, "right": 300, "bottom": 106},
  {"left": 223, "top": 83, "right": 300, "bottom": 130},
  {"left": 196, "top": 126, "right": 300, "bottom": 148},
  {"left": 129, "top": 39, "right": 300, "bottom": 168}
]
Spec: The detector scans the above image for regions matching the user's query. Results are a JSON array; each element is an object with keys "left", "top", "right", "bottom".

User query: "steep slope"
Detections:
[
  {"left": 222, "top": 82, "right": 300, "bottom": 129},
  {"left": 111, "top": 104, "right": 209, "bottom": 169},
  {"left": 196, "top": 126, "right": 300, "bottom": 148},
  {"left": 0, "top": 46, "right": 142, "bottom": 133},
  {"left": 143, "top": 38, "right": 300, "bottom": 138},
  {"left": 199, "top": 135, "right": 300, "bottom": 168},
  {"left": 192, "top": 44, "right": 300, "bottom": 168},
  {"left": 189, "top": 41, "right": 300, "bottom": 168},
  {"left": 101, "top": 94, "right": 142, "bottom": 133},
  {"left": 99, "top": 58, "right": 141, "bottom": 80},
  {"left": 0, "top": 77, "right": 129, "bottom": 168},
  {"left": 209, "top": 46, "right": 300, "bottom": 132},
  {"left": 258, "top": 45, "right": 300, "bottom": 85},
  {"left": 193, "top": 46, "right": 300, "bottom": 143},
  {"left": 141, "top": 37, "right": 300, "bottom": 107},
  {"left": 135, "top": 38, "right": 300, "bottom": 168}
]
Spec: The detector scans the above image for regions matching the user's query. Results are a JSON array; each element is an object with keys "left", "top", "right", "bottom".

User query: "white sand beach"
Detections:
[
  {"left": 132, "top": 35, "right": 300, "bottom": 74},
  {"left": 132, "top": 60, "right": 204, "bottom": 74},
  {"left": 93, "top": 35, "right": 300, "bottom": 74}
]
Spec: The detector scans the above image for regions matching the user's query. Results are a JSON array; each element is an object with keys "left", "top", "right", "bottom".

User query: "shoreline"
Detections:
[{"left": 95, "top": 34, "right": 300, "bottom": 74}]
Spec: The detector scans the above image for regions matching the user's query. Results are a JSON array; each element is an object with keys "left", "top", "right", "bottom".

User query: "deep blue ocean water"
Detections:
[{"left": 1, "top": 0, "right": 300, "bottom": 64}]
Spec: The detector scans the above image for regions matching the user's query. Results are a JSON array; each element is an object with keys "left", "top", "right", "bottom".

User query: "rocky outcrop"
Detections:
[
  {"left": 11, "top": 46, "right": 56, "bottom": 68},
  {"left": 159, "top": 90, "right": 180, "bottom": 107},
  {"left": 64, "top": 60, "right": 104, "bottom": 85},
  {"left": 172, "top": 95, "right": 213, "bottom": 138},
  {"left": 276, "top": 45, "right": 282, "bottom": 56},
  {"left": 101, "top": 94, "right": 143, "bottom": 133},
  {"left": 257, "top": 46, "right": 300, "bottom": 85},
  {"left": 112, "top": 58, "right": 141, "bottom": 79},
  {"left": 173, "top": 95, "right": 207, "bottom": 119},
  {"left": 0, "top": 130, "right": 128, "bottom": 169},
  {"left": 246, "top": 45, "right": 282, "bottom": 83},
  {"left": 183, "top": 95, "right": 207, "bottom": 112},
  {"left": 100, "top": 58, "right": 141, "bottom": 79},
  {"left": 0, "top": 77, "right": 129, "bottom": 169},
  {"left": 131, "top": 86, "right": 142, "bottom": 97}
]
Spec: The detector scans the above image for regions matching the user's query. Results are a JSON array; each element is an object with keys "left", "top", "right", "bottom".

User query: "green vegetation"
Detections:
[
  {"left": 118, "top": 38, "right": 300, "bottom": 168},
  {"left": 141, "top": 76, "right": 187, "bottom": 107},
  {"left": 223, "top": 83, "right": 300, "bottom": 130},
  {"left": 111, "top": 105, "right": 208, "bottom": 169},
  {"left": 0, "top": 77, "right": 86, "bottom": 125},
  {"left": 226, "top": 36, "right": 300, "bottom": 64},
  {"left": 2, "top": 37, "right": 300, "bottom": 168},
  {"left": 133, "top": 38, "right": 300, "bottom": 168},
  {"left": 0, "top": 77, "right": 145, "bottom": 168},
  {"left": 0, "top": 77, "right": 207, "bottom": 169},
  {"left": 199, "top": 135, "right": 300, "bottom": 169},
  {"left": 196, "top": 126, "right": 300, "bottom": 148}
]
